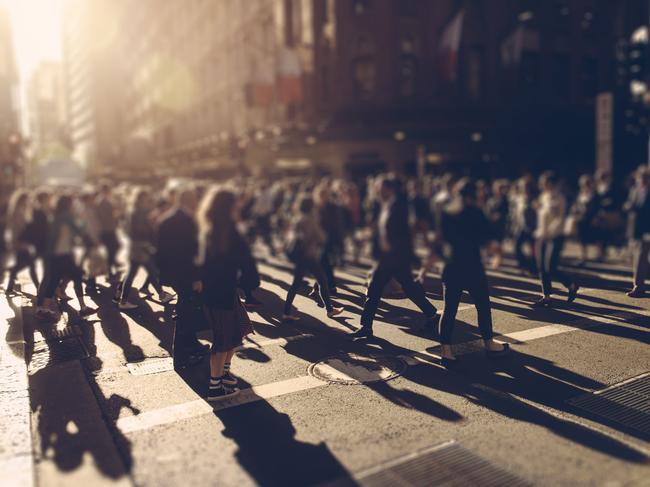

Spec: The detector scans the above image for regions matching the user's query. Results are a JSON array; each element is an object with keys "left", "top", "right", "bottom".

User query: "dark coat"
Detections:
[
  {"left": 201, "top": 223, "right": 258, "bottom": 310},
  {"left": 440, "top": 204, "right": 495, "bottom": 283},
  {"left": 155, "top": 208, "right": 199, "bottom": 286},
  {"left": 373, "top": 196, "right": 416, "bottom": 263}
]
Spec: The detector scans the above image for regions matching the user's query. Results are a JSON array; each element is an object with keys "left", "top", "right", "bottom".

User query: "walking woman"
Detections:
[
  {"left": 532, "top": 172, "right": 579, "bottom": 307},
  {"left": 115, "top": 188, "right": 172, "bottom": 310},
  {"left": 282, "top": 195, "right": 343, "bottom": 322},
  {"left": 197, "top": 187, "right": 255, "bottom": 401},
  {"left": 4, "top": 190, "right": 39, "bottom": 294},
  {"left": 36, "top": 194, "right": 95, "bottom": 320},
  {"left": 427, "top": 178, "right": 509, "bottom": 366}
]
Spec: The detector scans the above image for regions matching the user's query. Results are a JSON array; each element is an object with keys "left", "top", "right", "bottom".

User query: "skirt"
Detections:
[{"left": 204, "top": 298, "right": 254, "bottom": 352}]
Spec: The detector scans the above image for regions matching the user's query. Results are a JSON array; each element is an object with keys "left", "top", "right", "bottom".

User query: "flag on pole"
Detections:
[
  {"left": 250, "top": 58, "right": 275, "bottom": 107},
  {"left": 438, "top": 10, "right": 465, "bottom": 83},
  {"left": 277, "top": 47, "right": 304, "bottom": 104}
]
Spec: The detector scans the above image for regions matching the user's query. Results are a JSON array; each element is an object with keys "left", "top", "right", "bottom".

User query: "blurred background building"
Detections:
[
  {"left": 58, "top": 0, "right": 650, "bottom": 182},
  {"left": 0, "top": 5, "right": 21, "bottom": 191},
  {"left": 26, "top": 61, "right": 66, "bottom": 158},
  {"left": 62, "top": 0, "right": 125, "bottom": 176}
]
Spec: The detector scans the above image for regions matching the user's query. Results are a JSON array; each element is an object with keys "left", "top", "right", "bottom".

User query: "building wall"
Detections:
[{"left": 63, "top": 0, "right": 650, "bottom": 180}]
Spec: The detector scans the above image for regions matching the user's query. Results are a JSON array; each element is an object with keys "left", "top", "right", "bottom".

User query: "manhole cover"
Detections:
[{"left": 308, "top": 353, "right": 406, "bottom": 385}]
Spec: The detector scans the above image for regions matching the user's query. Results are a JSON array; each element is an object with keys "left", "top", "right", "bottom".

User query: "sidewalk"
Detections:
[{"left": 0, "top": 281, "right": 132, "bottom": 487}]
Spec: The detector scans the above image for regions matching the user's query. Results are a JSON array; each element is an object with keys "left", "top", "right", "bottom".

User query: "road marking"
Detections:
[
  {"left": 237, "top": 333, "right": 314, "bottom": 351},
  {"left": 117, "top": 375, "right": 324, "bottom": 433},
  {"left": 115, "top": 311, "right": 627, "bottom": 435}
]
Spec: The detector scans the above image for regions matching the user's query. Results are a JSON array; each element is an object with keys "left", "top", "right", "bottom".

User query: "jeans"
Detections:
[{"left": 536, "top": 237, "right": 572, "bottom": 296}]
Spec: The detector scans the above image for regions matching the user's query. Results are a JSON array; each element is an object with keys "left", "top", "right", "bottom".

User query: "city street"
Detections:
[{"left": 1, "top": 246, "right": 649, "bottom": 487}]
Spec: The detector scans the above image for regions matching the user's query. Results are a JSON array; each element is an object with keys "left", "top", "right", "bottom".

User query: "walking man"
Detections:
[
  {"left": 156, "top": 187, "right": 208, "bottom": 368},
  {"left": 350, "top": 175, "right": 438, "bottom": 339}
]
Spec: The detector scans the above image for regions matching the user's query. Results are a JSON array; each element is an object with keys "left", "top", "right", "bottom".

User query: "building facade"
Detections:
[
  {"left": 66, "top": 0, "right": 650, "bottom": 181},
  {"left": 0, "top": 6, "right": 20, "bottom": 192},
  {"left": 62, "top": 0, "right": 126, "bottom": 174},
  {"left": 26, "top": 62, "right": 66, "bottom": 159}
]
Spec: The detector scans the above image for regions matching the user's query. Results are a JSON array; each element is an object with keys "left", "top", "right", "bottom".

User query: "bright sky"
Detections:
[{"left": 0, "top": 0, "right": 64, "bottom": 82}]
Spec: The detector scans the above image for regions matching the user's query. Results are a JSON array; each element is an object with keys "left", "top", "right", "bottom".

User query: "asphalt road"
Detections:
[{"left": 3, "top": 245, "right": 650, "bottom": 487}]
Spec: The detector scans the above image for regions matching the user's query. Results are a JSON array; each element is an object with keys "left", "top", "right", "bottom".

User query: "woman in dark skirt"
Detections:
[{"left": 197, "top": 187, "right": 254, "bottom": 402}]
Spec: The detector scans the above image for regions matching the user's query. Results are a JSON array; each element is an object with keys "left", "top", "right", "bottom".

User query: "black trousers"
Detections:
[
  {"left": 100, "top": 230, "right": 119, "bottom": 274},
  {"left": 536, "top": 237, "right": 572, "bottom": 296},
  {"left": 439, "top": 269, "right": 493, "bottom": 344},
  {"left": 360, "top": 258, "right": 437, "bottom": 329},
  {"left": 6, "top": 248, "right": 39, "bottom": 291},
  {"left": 514, "top": 231, "right": 537, "bottom": 274},
  {"left": 38, "top": 254, "right": 83, "bottom": 305},
  {"left": 118, "top": 259, "right": 162, "bottom": 301},
  {"left": 284, "top": 258, "right": 333, "bottom": 314},
  {"left": 169, "top": 278, "right": 201, "bottom": 358}
]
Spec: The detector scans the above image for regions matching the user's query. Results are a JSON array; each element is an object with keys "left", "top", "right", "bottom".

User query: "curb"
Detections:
[{"left": 0, "top": 294, "right": 35, "bottom": 487}]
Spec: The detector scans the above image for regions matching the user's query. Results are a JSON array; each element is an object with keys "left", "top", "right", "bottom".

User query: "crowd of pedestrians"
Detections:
[{"left": 1, "top": 163, "right": 649, "bottom": 401}]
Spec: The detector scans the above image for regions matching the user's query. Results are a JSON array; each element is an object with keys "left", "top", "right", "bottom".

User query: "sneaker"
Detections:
[
  {"left": 349, "top": 326, "right": 373, "bottom": 340},
  {"left": 627, "top": 287, "right": 647, "bottom": 298},
  {"left": 222, "top": 372, "right": 238, "bottom": 386},
  {"left": 138, "top": 287, "right": 152, "bottom": 296},
  {"left": 158, "top": 291, "right": 175, "bottom": 304},
  {"left": 207, "top": 385, "right": 240, "bottom": 402},
  {"left": 79, "top": 306, "right": 97, "bottom": 317},
  {"left": 327, "top": 306, "right": 344, "bottom": 318},
  {"left": 567, "top": 283, "right": 579, "bottom": 303},
  {"left": 531, "top": 297, "right": 552, "bottom": 308},
  {"left": 118, "top": 301, "right": 138, "bottom": 310},
  {"left": 282, "top": 314, "right": 301, "bottom": 322}
]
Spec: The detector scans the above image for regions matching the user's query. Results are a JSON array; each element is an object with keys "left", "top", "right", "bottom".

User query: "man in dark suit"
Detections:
[
  {"left": 156, "top": 187, "right": 208, "bottom": 368},
  {"left": 625, "top": 167, "right": 650, "bottom": 297},
  {"left": 350, "top": 175, "right": 438, "bottom": 339}
]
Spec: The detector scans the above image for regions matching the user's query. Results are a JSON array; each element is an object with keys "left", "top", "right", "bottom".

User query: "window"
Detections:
[
  {"left": 553, "top": 2, "right": 571, "bottom": 30},
  {"left": 353, "top": 57, "right": 376, "bottom": 100},
  {"left": 353, "top": 0, "right": 372, "bottom": 15},
  {"left": 397, "top": 0, "right": 418, "bottom": 17},
  {"left": 581, "top": 57, "right": 598, "bottom": 99},
  {"left": 520, "top": 50, "right": 540, "bottom": 97},
  {"left": 581, "top": 9, "right": 598, "bottom": 37},
  {"left": 398, "top": 55, "right": 417, "bottom": 97},
  {"left": 552, "top": 53, "right": 571, "bottom": 101},
  {"left": 464, "top": 47, "right": 484, "bottom": 100}
]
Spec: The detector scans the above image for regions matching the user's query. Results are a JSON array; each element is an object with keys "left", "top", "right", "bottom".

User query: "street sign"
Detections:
[{"left": 596, "top": 92, "right": 614, "bottom": 173}]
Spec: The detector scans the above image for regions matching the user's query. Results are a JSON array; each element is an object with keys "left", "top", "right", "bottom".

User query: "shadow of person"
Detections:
[
  {"left": 216, "top": 399, "right": 353, "bottom": 486},
  {"left": 397, "top": 346, "right": 649, "bottom": 462},
  {"left": 88, "top": 287, "right": 147, "bottom": 363},
  {"left": 29, "top": 362, "right": 135, "bottom": 478},
  {"left": 367, "top": 381, "right": 464, "bottom": 422}
]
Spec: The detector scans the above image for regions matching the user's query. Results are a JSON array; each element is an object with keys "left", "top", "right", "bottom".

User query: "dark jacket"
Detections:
[
  {"left": 201, "top": 223, "right": 257, "bottom": 309},
  {"left": 156, "top": 208, "right": 199, "bottom": 285},
  {"left": 440, "top": 204, "right": 495, "bottom": 282},
  {"left": 373, "top": 195, "right": 416, "bottom": 263}
]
